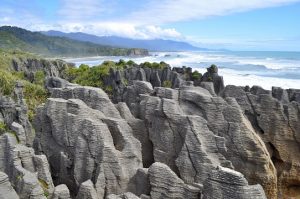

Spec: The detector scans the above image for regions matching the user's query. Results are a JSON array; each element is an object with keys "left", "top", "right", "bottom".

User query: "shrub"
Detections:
[
  {"left": 127, "top": 60, "right": 136, "bottom": 66},
  {"left": 0, "top": 69, "right": 16, "bottom": 95},
  {"left": 162, "top": 80, "right": 172, "bottom": 88},
  {"left": 192, "top": 70, "right": 202, "bottom": 80},
  {"left": 117, "top": 59, "right": 126, "bottom": 66},
  {"left": 34, "top": 70, "right": 45, "bottom": 86},
  {"left": 23, "top": 81, "right": 48, "bottom": 122}
]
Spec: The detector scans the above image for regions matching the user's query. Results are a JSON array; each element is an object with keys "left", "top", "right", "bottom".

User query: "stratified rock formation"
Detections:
[
  {"left": 0, "top": 83, "right": 54, "bottom": 199},
  {"left": 0, "top": 171, "right": 19, "bottom": 199},
  {"left": 202, "top": 166, "right": 267, "bottom": 199},
  {"left": 1, "top": 63, "right": 299, "bottom": 199},
  {"left": 149, "top": 162, "right": 201, "bottom": 199},
  {"left": 34, "top": 85, "right": 143, "bottom": 197},
  {"left": 223, "top": 85, "right": 300, "bottom": 199}
]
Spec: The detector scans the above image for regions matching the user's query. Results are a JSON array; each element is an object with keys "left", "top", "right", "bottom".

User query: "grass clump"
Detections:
[
  {"left": 162, "top": 80, "right": 172, "bottom": 88},
  {"left": 0, "top": 69, "right": 16, "bottom": 95},
  {"left": 0, "top": 75, "right": 48, "bottom": 122},
  {"left": 0, "top": 121, "right": 20, "bottom": 142},
  {"left": 38, "top": 179, "right": 49, "bottom": 198},
  {"left": 0, "top": 121, "right": 7, "bottom": 135}
]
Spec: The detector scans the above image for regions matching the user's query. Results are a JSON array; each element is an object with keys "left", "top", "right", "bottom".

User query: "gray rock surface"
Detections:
[
  {"left": 0, "top": 82, "right": 34, "bottom": 146},
  {"left": 4, "top": 62, "right": 300, "bottom": 199},
  {"left": 76, "top": 180, "right": 98, "bottom": 199},
  {"left": 202, "top": 166, "right": 267, "bottom": 199},
  {"left": 0, "top": 133, "right": 51, "bottom": 199},
  {"left": 106, "top": 192, "right": 140, "bottom": 199},
  {"left": 223, "top": 85, "right": 300, "bottom": 198},
  {"left": 201, "top": 65, "right": 225, "bottom": 95},
  {"left": 12, "top": 58, "right": 73, "bottom": 82},
  {"left": 0, "top": 171, "right": 19, "bottom": 199},
  {"left": 34, "top": 86, "right": 143, "bottom": 196},
  {"left": 148, "top": 162, "right": 201, "bottom": 199},
  {"left": 0, "top": 84, "right": 54, "bottom": 199},
  {"left": 136, "top": 85, "right": 275, "bottom": 198},
  {"left": 52, "top": 184, "right": 71, "bottom": 199}
]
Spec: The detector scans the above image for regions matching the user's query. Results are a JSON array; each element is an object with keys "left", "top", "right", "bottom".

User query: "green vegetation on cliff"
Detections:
[
  {"left": 0, "top": 26, "right": 148, "bottom": 57},
  {"left": 64, "top": 60, "right": 169, "bottom": 90},
  {"left": 0, "top": 50, "right": 48, "bottom": 121}
]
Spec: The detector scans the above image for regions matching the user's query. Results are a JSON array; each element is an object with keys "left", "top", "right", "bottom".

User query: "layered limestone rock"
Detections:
[
  {"left": 0, "top": 133, "right": 54, "bottom": 199},
  {"left": 135, "top": 85, "right": 276, "bottom": 198},
  {"left": 102, "top": 66, "right": 189, "bottom": 103},
  {"left": 0, "top": 82, "right": 34, "bottom": 146},
  {"left": 106, "top": 192, "right": 141, "bottom": 199},
  {"left": 223, "top": 85, "right": 300, "bottom": 199},
  {"left": 12, "top": 58, "right": 73, "bottom": 81},
  {"left": 202, "top": 166, "right": 267, "bottom": 199},
  {"left": 0, "top": 171, "right": 19, "bottom": 199},
  {"left": 34, "top": 85, "right": 143, "bottom": 197},
  {"left": 200, "top": 65, "right": 224, "bottom": 95},
  {"left": 148, "top": 162, "right": 201, "bottom": 199},
  {"left": 0, "top": 83, "right": 54, "bottom": 199},
  {"left": 52, "top": 184, "right": 71, "bottom": 199}
]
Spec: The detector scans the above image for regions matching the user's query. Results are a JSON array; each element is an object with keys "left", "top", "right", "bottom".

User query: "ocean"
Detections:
[{"left": 64, "top": 50, "right": 300, "bottom": 90}]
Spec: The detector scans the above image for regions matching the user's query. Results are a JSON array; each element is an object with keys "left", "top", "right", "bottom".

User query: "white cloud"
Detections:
[
  {"left": 128, "top": 0, "right": 300, "bottom": 25},
  {"left": 28, "top": 22, "right": 183, "bottom": 40}
]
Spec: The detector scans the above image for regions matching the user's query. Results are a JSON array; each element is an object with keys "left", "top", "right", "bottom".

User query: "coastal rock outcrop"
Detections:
[
  {"left": 12, "top": 58, "right": 73, "bottom": 82},
  {"left": 222, "top": 85, "right": 300, "bottom": 199},
  {"left": 200, "top": 65, "right": 225, "bottom": 95},
  {"left": 34, "top": 85, "right": 143, "bottom": 197},
  {"left": 135, "top": 85, "right": 276, "bottom": 198},
  {"left": 0, "top": 82, "right": 34, "bottom": 146},
  {"left": 3, "top": 62, "right": 300, "bottom": 199}
]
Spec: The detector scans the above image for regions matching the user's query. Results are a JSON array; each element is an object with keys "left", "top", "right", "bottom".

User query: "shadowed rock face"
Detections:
[
  {"left": 222, "top": 85, "right": 300, "bottom": 199},
  {"left": 135, "top": 85, "right": 276, "bottom": 199}
]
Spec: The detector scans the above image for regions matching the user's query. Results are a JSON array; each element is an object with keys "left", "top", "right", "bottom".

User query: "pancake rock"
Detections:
[
  {"left": 34, "top": 85, "right": 143, "bottom": 197},
  {"left": 223, "top": 85, "right": 300, "bottom": 199},
  {"left": 202, "top": 166, "right": 267, "bottom": 199}
]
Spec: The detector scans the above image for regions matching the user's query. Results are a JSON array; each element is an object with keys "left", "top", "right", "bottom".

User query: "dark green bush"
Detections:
[{"left": 192, "top": 70, "right": 202, "bottom": 80}]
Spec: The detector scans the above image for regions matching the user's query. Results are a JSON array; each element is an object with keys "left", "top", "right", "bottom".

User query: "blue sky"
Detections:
[{"left": 0, "top": 0, "right": 300, "bottom": 51}]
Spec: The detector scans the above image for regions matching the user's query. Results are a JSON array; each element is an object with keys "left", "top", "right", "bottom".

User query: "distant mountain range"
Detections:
[
  {"left": 0, "top": 26, "right": 148, "bottom": 57},
  {"left": 41, "top": 30, "right": 205, "bottom": 52}
]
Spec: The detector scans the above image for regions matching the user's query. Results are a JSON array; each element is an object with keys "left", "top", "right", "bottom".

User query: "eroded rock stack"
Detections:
[{"left": 0, "top": 64, "right": 299, "bottom": 199}]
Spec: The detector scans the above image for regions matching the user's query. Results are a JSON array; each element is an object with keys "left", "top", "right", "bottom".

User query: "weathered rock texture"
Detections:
[
  {"left": 223, "top": 85, "right": 300, "bottom": 199},
  {"left": 0, "top": 82, "right": 34, "bottom": 146},
  {"left": 134, "top": 85, "right": 276, "bottom": 198},
  {"left": 0, "top": 82, "right": 56, "bottom": 199},
  {"left": 202, "top": 166, "right": 267, "bottom": 199},
  {"left": 0, "top": 171, "right": 19, "bottom": 199},
  {"left": 149, "top": 162, "right": 201, "bottom": 199},
  {"left": 102, "top": 66, "right": 193, "bottom": 103},
  {"left": 2, "top": 63, "right": 299, "bottom": 199},
  {"left": 34, "top": 85, "right": 143, "bottom": 197},
  {"left": 12, "top": 58, "right": 73, "bottom": 82}
]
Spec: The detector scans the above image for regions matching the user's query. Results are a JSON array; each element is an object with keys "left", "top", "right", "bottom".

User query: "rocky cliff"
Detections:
[{"left": 0, "top": 62, "right": 300, "bottom": 199}]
